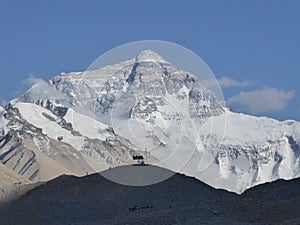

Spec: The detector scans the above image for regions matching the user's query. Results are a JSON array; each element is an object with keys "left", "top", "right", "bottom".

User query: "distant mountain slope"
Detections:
[
  {"left": 0, "top": 165, "right": 299, "bottom": 225},
  {"left": 0, "top": 163, "right": 33, "bottom": 202},
  {"left": 0, "top": 162, "right": 29, "bottom": 189},
  {"left": 0, "top": 102, "right": 157, "bottom": 183}
]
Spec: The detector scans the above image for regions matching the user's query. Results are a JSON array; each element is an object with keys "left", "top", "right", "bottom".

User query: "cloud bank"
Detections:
[
  {"left": 227, "top": 88, "right": 294, "bottom": 113},
  {"left": 218, "top": 76, "right": 253, "bottom": 88},
  {"left": 202, "top": 76, "right": 253, "bottom": 89},
  {"left": 22, "top": 75, "right": 65, "bottom": 100}
]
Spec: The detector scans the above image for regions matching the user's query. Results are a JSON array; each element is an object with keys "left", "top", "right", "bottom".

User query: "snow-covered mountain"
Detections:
[
  {"left": 1, "top": 50, "right": 300, "bottom": 193},
  {"left": 0, "top": 101, "right": 156, "bottom": 183}
]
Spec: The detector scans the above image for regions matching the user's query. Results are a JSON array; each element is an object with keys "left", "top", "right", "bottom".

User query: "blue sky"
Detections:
[{"left": 0, "top": 0, "right": 299, "bottom": 121}]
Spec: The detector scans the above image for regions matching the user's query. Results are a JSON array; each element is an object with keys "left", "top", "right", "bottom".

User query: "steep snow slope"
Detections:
[
  {"left": 64, "top": 108, "right": 110, "bottom": 141},
  {"left": 16, "top": 102, "right": 86, "bottom": 150},
  {"left": 0, "top": 103, "right": 93, "bottom": 181}
]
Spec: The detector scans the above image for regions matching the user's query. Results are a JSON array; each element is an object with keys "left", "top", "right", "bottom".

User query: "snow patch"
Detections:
[
  {"left": 0, "top": 106, "right": 8, "bottom": 137},
  {"left": 15, "top": 103, "right": 84, "bottom": 150},
  {"left": 64, "top": 108, "right": 110, "bottom": 141}
]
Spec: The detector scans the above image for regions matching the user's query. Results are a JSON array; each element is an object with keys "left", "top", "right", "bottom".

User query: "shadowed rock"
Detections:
[{"left": 0, "top": 165, "right": 299, "bottom": 225}]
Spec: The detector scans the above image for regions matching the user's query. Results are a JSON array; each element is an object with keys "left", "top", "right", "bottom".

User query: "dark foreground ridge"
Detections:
[{"left": 0, "top": 165, "right": 299, "bottom": 225}]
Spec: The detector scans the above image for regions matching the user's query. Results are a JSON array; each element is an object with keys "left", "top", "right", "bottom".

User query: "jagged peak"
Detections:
[{"left": 135, "top": 50, "right": 170, "bottom": 64}]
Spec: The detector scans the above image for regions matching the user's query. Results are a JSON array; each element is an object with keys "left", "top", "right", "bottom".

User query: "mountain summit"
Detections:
[{"left": 135, "top": 50, "right": 170, "bottom": 63}]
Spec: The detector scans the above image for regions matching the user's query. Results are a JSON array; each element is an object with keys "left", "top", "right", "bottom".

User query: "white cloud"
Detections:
[
  {"left": 227, "top": 88, "right": 294, "bottom": 113},
  {"left": 202, "top": 76, "right": 253, "bottom": 89},
  {"left": 22, "top": 75, "right": 66, "bottom": 101},
  {"left": 218, "top": 76, "right": 253, "bottom": 88},
  {"left": 23, "top": 75, "right": 45, "bottom": 86}
]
